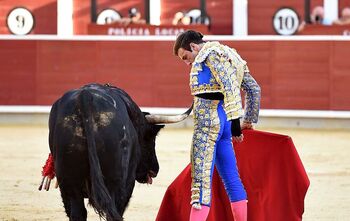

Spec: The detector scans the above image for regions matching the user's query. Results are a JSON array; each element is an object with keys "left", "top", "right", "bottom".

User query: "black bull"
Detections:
[{"left": 48, "top": 84, "right": 192, "bottom": 220}]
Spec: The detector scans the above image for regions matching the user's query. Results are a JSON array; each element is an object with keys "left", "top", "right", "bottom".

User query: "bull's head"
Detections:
[
  {"left": 136, "top": 104, "right": 193, "bottom": 184},
  {"left": 135, "top": 123, "right": 164, "bottom": 184}
]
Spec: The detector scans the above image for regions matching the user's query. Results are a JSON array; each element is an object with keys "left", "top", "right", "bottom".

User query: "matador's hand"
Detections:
[{"left": 232, "top": 134, "right": 244, "bottom": 143}]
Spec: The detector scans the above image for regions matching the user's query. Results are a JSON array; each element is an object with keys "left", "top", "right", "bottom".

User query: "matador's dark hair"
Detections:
[{"left": 173, "top": 30, "right": 205, "bottom": 56}]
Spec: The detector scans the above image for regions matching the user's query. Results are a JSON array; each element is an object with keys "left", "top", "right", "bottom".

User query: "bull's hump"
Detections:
[
  {"left": 94, "top": 111, "right": 115, "bottom": 128},
  {"left": 62, "top": 112, "right": 116, "bottom": 136}
]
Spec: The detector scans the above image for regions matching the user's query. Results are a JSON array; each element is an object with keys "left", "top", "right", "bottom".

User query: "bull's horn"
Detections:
[{"left": 145, "top": 103, "right": 193, "bottom": 124}]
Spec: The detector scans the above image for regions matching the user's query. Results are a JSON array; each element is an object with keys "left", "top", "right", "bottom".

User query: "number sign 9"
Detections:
[{"left": 7, "top": 7, "right": 34, "bottom": 35}]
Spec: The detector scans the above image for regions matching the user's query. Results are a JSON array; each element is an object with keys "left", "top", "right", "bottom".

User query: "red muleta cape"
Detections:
[{"left": 156, "top": 130, "right": 310, "bottom": 221}]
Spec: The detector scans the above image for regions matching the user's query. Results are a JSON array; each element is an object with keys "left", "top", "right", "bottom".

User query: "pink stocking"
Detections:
[
  {"left": 230, "top": 200, "right": 247, "bottom": 221},
  {"left": 189, "top": 205, "right": 210, "bottom": 221}
]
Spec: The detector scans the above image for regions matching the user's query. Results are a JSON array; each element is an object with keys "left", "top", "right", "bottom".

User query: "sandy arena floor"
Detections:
[{"left": 0, "top": 125, "right": 349, "bottom": 221}]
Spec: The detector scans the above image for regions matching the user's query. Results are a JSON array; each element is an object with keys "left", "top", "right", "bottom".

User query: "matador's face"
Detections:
[{"left": 177, "top": 43, "right": 201, "bottom": 66}]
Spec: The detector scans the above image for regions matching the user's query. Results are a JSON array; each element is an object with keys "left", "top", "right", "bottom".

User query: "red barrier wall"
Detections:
[
  {"left": 0, "top": 38, "right": 349, "bottom": 110},
  {"left": 298, "top": 24, "right": 350, "bottom": 35}
]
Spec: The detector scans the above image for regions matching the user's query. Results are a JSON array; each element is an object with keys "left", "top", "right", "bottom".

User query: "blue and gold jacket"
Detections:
[{"left": 190, "top": 41, "right": 260, "bottom": 123}]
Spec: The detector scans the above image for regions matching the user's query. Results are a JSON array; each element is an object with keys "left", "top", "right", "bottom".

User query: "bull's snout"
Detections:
[{"left": 149, "top": 170, "right": 157, "bottom": 178}]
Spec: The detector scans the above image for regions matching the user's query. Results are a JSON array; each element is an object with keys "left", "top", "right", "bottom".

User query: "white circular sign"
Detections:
[
  {"left": 97, "top": 9, "right": 121, "bottom": 25},
  {"left": 273, "top": 8, "right": 300, "bottom": 35},
  {"left": 7, "top": 7, "right": 34, "bottom": 35}
]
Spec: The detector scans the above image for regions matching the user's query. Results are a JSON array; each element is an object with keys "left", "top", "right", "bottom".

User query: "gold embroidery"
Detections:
[
  {"left": 241, "top": 72, "right": 261, "bottom": 123},
  {"left": 191, "top": 84, "right": 221, "bottom": 95},
  {"left": 206, "top": 57, "right": 243, "bottom": 120},
  {"left": 188, "top": 41, "right": 246, "bottom": 120},
  {"left": 191, "top": 97, "right": 221, "bottom": 205}
]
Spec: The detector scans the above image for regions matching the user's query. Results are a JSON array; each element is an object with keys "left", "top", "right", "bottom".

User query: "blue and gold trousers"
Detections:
[{"left": 191, "top": 97, "right": 247, "bottom": 207}]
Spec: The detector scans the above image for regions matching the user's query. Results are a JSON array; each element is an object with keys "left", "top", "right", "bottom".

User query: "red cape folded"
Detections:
[{"left": 156, "top": 130, "right": 309, "bottom": 221}]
